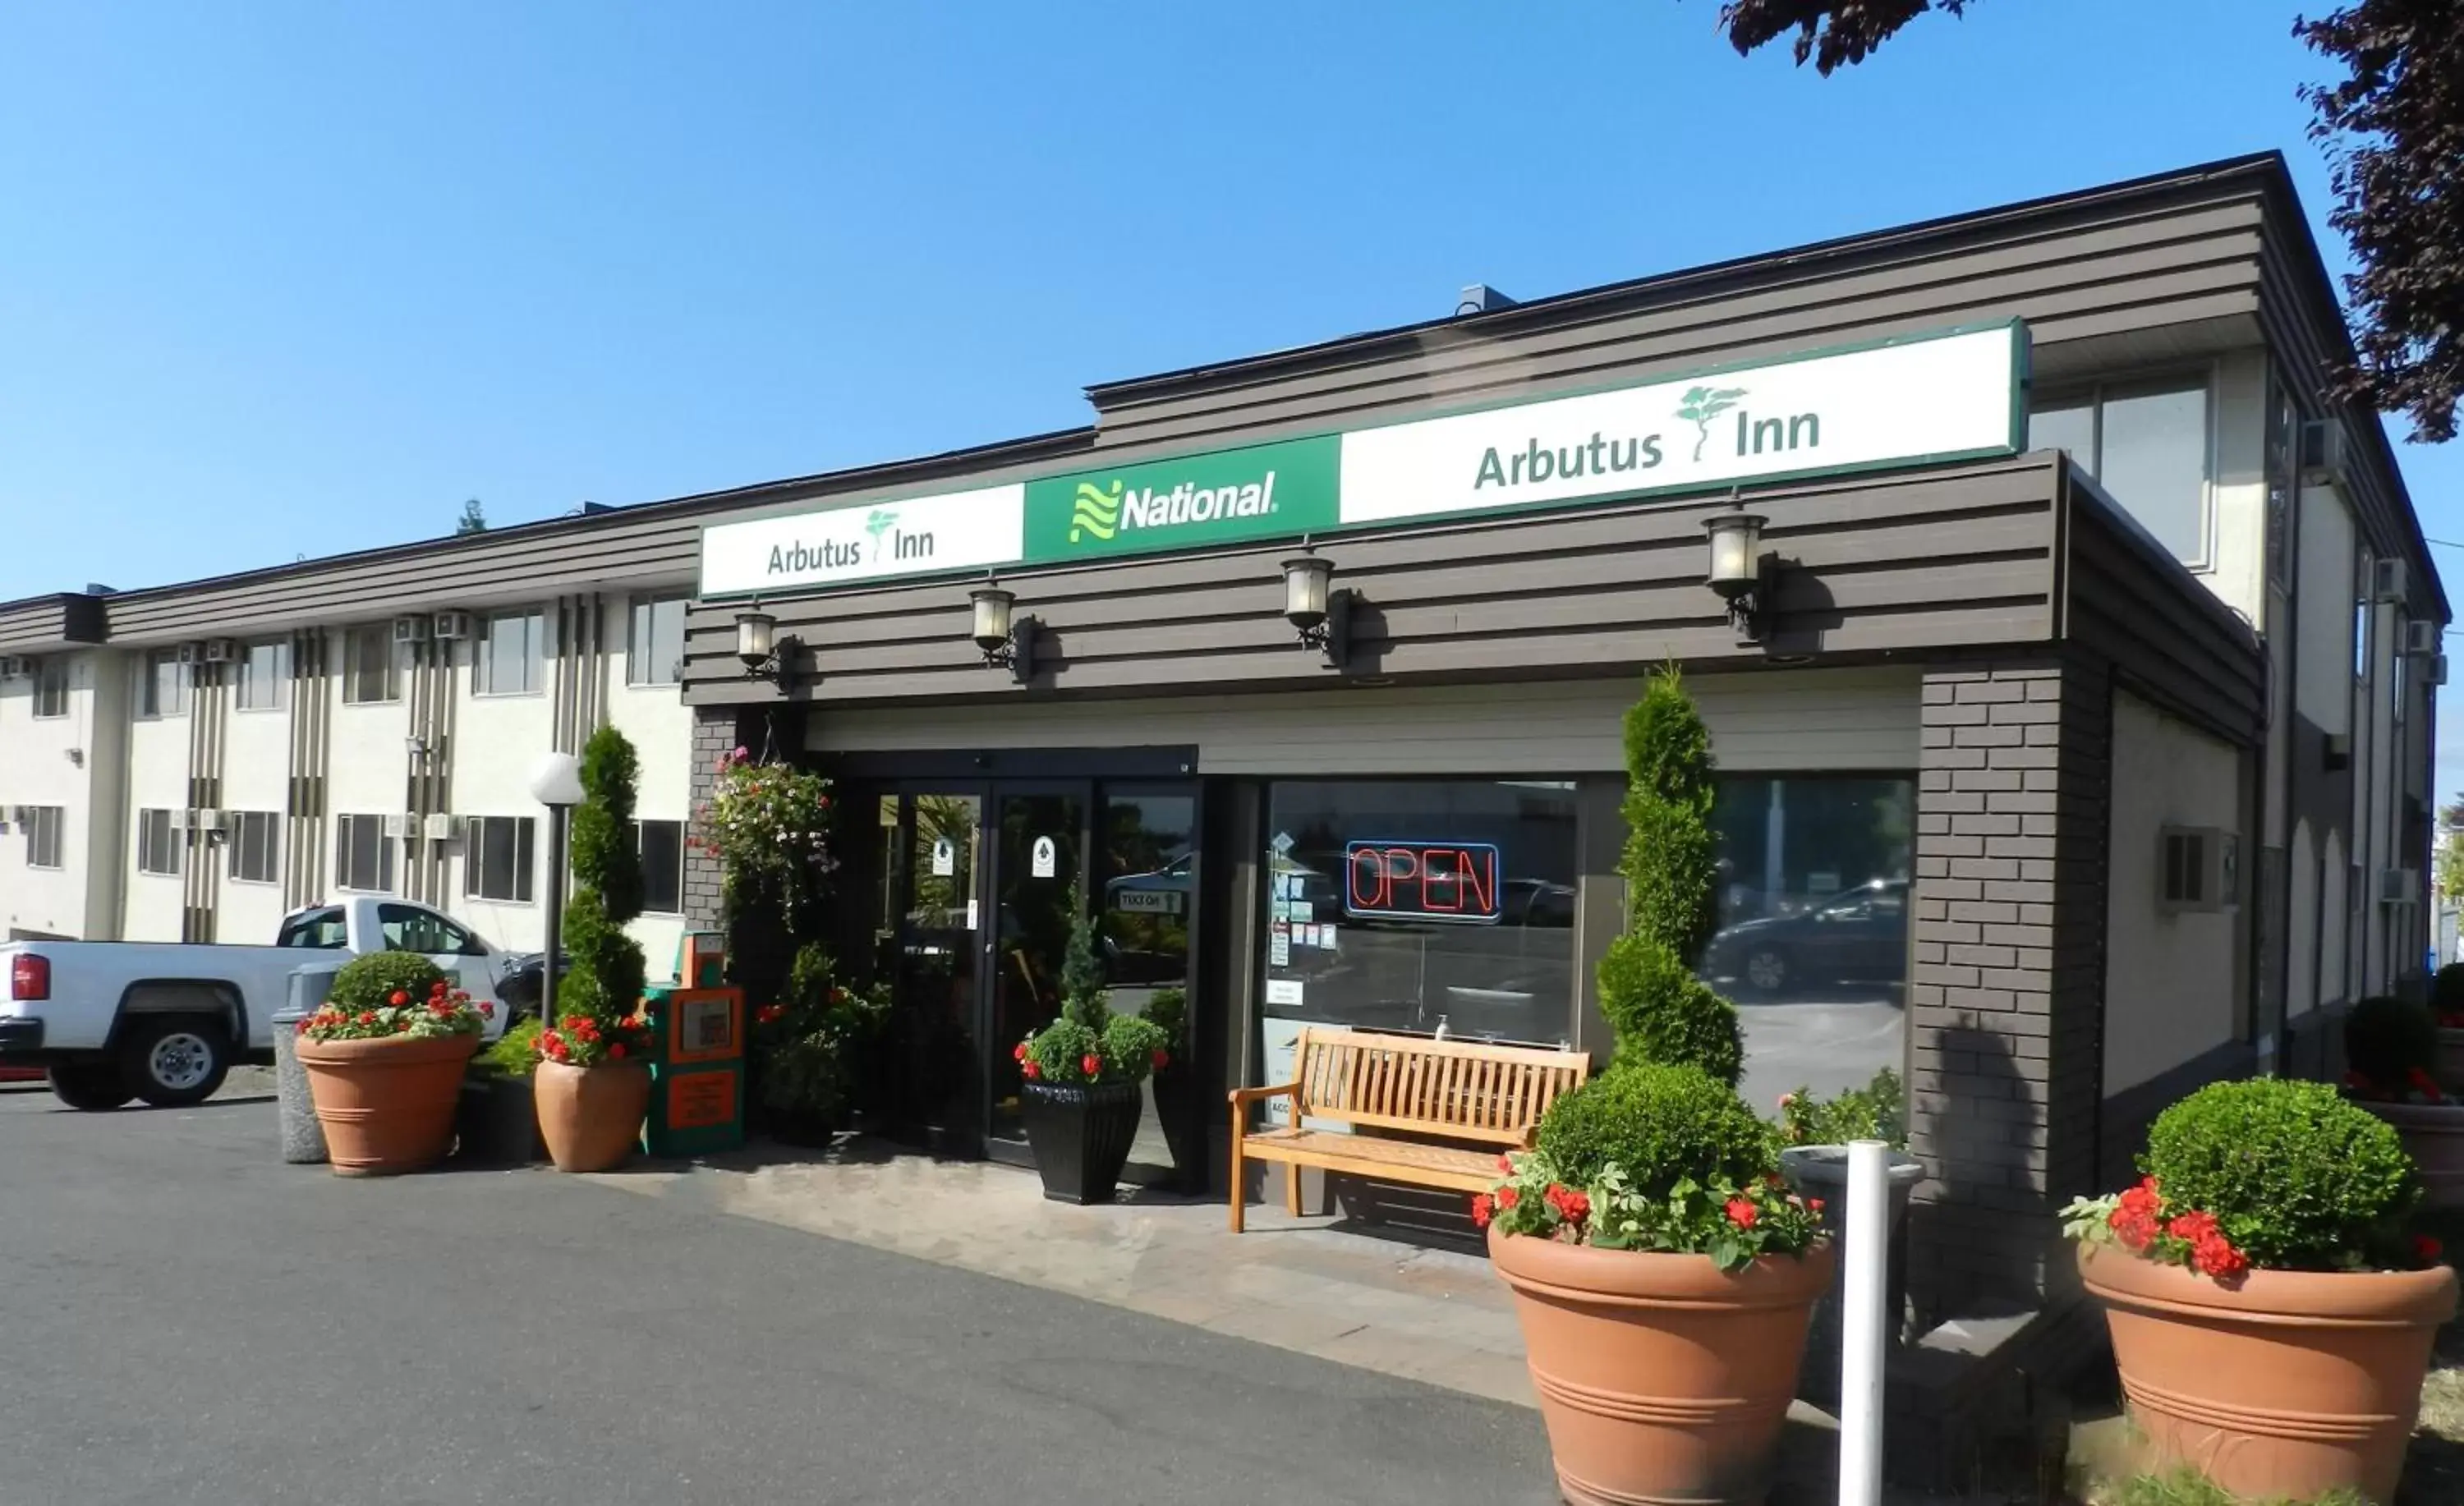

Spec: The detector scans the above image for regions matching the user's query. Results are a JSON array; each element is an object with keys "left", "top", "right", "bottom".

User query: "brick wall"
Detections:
[
  {"left": 1905, "top": 658, "right": 2112, "bottom": 1321},
  {"left": 684, "top": 707, "right": 742, "bottom": 931}
]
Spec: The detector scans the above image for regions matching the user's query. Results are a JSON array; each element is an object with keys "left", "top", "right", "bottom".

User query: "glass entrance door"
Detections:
[
  {"left": 987, "top": 787, "right": 1085, "bottom": 1153},
  {"left": 883, "top": 789, "right": 984, "bottom": 1150}
]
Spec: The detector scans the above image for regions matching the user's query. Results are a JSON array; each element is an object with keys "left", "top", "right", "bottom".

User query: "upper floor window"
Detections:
[
  {"left": 2030, "top": 375, "right": 2213, "bottom": 567},
  {"left": 476, "top": 610, "right": 545, "bottom": 696},
  {"left": 464, "top": 815, "right": 537, "bottom": 903},
  {"left": 136, "top": 807, "right": 182, "bottom": 875},
  {"left": 633, "top": 818, "right": 685, "bottom": 914},
  {"left": 228, "top": 810, "right": 281, "bottom": 884},
  {"left": 342, "top": 624, "right": 405, "bottom": 705},
  {"left": 627, "top": 595, "right": 687, "bottom": 687},
  {"left": 333, "top": 814, "right": 397, "bottom": 893},
  {"left": 237, "top": 640, "right": 289, "bottom": 711},
  {"left": 32, "top": 659, "right": 69, "bottom": 719},
  {"left": 140, "top": 650, "right": 189, "bottom": 719}
]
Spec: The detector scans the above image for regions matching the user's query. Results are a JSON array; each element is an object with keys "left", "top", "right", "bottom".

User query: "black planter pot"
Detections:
[
  {"left": 1150, "top": 1064, "right": 1207, "bottom": 1191},
  {"left": 454, "top": 1073, "right": 544, "bottom": 1164},
  {"left": 1019, "top": 1078, "right": 1143, "bottom": 1204}
]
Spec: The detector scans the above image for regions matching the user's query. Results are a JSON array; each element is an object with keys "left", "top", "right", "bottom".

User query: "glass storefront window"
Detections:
[
  {"left": 1259, "top": 780, "right": 1579, "bottom": 1072},
  {"left": 1694, "top": 775, "right": 1913, "bottom": 1115}
]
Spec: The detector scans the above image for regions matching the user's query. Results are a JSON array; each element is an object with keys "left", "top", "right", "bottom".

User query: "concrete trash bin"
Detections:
[{"left": 274, "top": 962, "right": 343, "bottom": 1164}]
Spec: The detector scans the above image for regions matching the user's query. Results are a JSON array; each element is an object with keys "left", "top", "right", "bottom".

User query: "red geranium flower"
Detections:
[
  {"left": 2110, "top": 1210, "right": 2158, "bottom": 1252},
  {"left": 2192, "top": 1232, "right": 2249, "bottom": 1280},
  {"left": 2167, "top": 1210, "right": 2220, "bottom": 1245},
  {"left": 1152, "top": 1049, "right": 1170, "bottom": 1071},
  {"left": 1080, "top": 1053, "right": 1102, "bottom": 1078},
  {"left": 479, "top": 1002, "right": 494, "bottom": 1018},
  {"left": 1726, "top": 1197, "right": 1759, "bottom": 1229},
  {"left": 293, "top": 1018, "right": 310, "bottom": 1035},
  {"left": 1469, "top": 1192, "right": 1494, "bottom": 1228},
  {"left": 356, "top": 1011, "right": 378, "bottom": 1026},
  {"left": 1013, "top": 1042, "right": 1028, "bottom": 1062},
  {"left": 1808, "top": 1197, "right": 1826, "bottom": 1216},
  {"left": 1022, "top": 1061, "right": 1042, "bottom": 1081},
  {"left": 2417, "top": 1233, "right": 2445, "bottom": 1265},
  {"left": 1496, "top": 1154, "right": 1514, "bottom": 1173},
  {"left": 1546, "top": 1185, "right": 1590, "bottom": 1223},
  {"left": 609, "top": 1043, "right": 626, "bottom": 1061},
  {"left": 389, "top": 990, "right": 408, "bottom": 1006},
  {"left": 1496, "top": 1186, "right": 1519, "bottom": 1210},
  {"left": 756, "top": 1004, "right": 784, "bottom": 1025}
]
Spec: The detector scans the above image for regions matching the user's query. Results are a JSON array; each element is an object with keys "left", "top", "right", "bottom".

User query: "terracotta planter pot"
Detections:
[
  {"left": 2361, "top": 1100, "right": 2464, "bottom": 1208},
  {"left": 2080, "top": 1244, "right": 2456, "bottom": 1504},
  {"left": 295, "top": 1033, "right": 480, "bottom": 1177},
  {"left": 2438, "top": 1028, "right": 2464, "bottom": 1095},
  {"left": 534, "top": 1059, "right": 650, "bottom": 1173},
  {"left": 1489, "top": 1228, "right": 1832, "bottom": 1506}
]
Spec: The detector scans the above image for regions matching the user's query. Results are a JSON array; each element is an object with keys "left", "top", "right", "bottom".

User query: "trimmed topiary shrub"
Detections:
[
  {"left": 552, "top": 725, "right": 648, "bottom": 1033},
  {"left": 1595, "top": 666, "right": 1744, "bottom": 1085},
  {"left": 2343, "top": 994, "right": 2438, "bottom": 1090},
  {"left": 2140, "top": 1077, "right": 2420, "bottom": 1270},
  {"left": 1535, "top": 1063, "right": 1776, "bottom": 1196},
  {"left": 328, "top": 951, "right": 449, "bottom": 1011}
]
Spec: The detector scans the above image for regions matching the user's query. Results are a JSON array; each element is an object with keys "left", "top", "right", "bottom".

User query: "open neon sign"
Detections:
[{"left": 1343, "top": 841, "right": 1503, "bottom": 924}]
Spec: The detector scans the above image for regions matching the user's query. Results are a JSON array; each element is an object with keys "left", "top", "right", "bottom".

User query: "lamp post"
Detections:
[{"left": 529, "top": 750, "right": 585, "bottom": 1025}]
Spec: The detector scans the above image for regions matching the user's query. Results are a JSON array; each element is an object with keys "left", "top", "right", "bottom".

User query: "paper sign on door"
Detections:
[
  {"left": 1031, "top": 836, "right": 1056, "bottom": 879},
  {"left": 931, "top": 838, "right": 955, "bottom": 877}
]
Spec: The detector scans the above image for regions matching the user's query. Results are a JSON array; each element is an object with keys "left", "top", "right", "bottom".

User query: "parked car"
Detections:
[
  {"left": 493, "top": 949, "right": 573, "bottom": 1020},
  {"left": 0, "top": 897, "right": 515, "bottom": 1111},
  {"left": 1700, "top": 878, "right": 1910, "bottom": 998}
]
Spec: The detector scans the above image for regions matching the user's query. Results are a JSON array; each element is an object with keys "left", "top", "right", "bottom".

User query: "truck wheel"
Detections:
[
  {"left": 122, "top": 1017, "right": 231, "bottom": 1108},
  {"left": 48, "top": 1063, "right": 136, "bottom": 1111}
]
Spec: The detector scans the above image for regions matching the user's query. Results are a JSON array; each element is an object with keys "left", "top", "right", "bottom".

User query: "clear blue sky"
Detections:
[{"left": 5, "top": 1, "right": 2460, "bottom": 778}]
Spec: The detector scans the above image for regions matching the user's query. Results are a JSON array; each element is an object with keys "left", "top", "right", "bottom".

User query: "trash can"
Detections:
[
  {"left": 1781, "top": 1144, "right": 1924, "bottom": 1411},
  {"left": 274, "top": 962, "right": 342, "bottom": 1165}
]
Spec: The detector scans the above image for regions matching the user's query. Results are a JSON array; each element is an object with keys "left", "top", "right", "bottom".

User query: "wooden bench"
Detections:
[{"left": 1226, "top": 1026, "right": 1592, "bottom": 1233}]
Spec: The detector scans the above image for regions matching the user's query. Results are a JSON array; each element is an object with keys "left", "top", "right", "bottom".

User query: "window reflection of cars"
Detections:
[{"left": 1702, "top": 878, "right": 1908, "bottom": 998}]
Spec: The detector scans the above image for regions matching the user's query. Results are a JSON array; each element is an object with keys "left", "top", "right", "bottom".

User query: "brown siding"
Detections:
[
  {"left": 683, "top": 455, "right": 2065, "bottom": 708},
  {"left": 0, "top": 593, "right": 103, "bottom": 650},
  {"left": 2060, "top": 464, "right": 2268, "bottom": 743}
]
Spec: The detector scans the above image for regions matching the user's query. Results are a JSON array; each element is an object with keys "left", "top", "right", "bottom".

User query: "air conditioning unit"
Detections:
[
  {"left": 422, "top": 812, "right": 456, "bottom": 842},
  {"left": 432, "top": 611, "right": 475, "bottom": 641},
  {"left": 2434, "top": 654, "right": 2450, "bottom": 688},
  {"left": 2300, "top": 419, "right": 2352, "bottom": 486},
  {"left": 392, "top": 614, "right": 431, "bottom": 645},
  {"left": 2377, "top": 866, "right": 2421, "bottom": 906},
  {"left": 10, "top": 806, "right": 32, "bottom": 824},
  {"left": 2407, "top": 619, "right": 2443, "bottom": 656},
  {"left": 190, "top": 808, "right": 226, "bottom": 835},
  {"left": 382, "top": 813, "right": 411, "bottom": 841},
  {"left": 2374, "top": 558, "right": 2409, "bottom": 604},
  {"left": 0, "top": 655, "right": 29, "bottom": 680},
  {"left": 175, "top": 641, "right": 204, "bottom": 665},
  {"left": 201, "top": 638, "right": 238, "bottom": 663},
  {"left": 167, "top": 809, "right": 191, "bottom": 832},
  {"left": 2158, "top": 825, "right": 2240, "bottom": 914}
]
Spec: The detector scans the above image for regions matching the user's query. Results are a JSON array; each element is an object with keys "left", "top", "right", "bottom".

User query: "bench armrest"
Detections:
[{"left": 1229, "top": 1081, "right": 1301, "bottom": 1106}]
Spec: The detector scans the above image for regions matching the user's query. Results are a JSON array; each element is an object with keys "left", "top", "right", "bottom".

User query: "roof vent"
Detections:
[
  {"left": 1455, "top": 283, "right": 1517, "bottom": 317},
  {"left": 83, "top": 583, "right": 115, "bottom": 596}
]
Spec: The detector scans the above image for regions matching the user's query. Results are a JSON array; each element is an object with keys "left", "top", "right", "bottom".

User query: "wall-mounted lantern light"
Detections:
[
  {"left": 1702, "top": 503, "right": 1775, "bottom": 643},
  {"left": 970, "top": 580, "right": 1038, "bottom": 684},
  {"left": 735, "top": 607, "right": 802, "bottom": 686},
  {"left": 1282, "top": 549, "right": 1353, "bottom": 670}
]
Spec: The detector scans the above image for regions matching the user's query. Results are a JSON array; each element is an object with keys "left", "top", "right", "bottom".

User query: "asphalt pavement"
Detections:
[{"left": 0, "top": 1081, "right": 1553, "bottom": 1506}]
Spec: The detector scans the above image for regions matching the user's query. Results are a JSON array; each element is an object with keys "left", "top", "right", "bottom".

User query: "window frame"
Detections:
[
  {"left": 333, "top": 814, "right": 398, "bottom": 894},
  {"left": 463, "top": 815, "right": 538, "bottom": 904},
  {"left": 140, "top": 649, "right": 190, "bottom": 719},
  {"left": 341, "top": 623, "right": 405, "bottom": 706},
  {"left": 136, "top": 807, "right": 182, "bottom": 876},
  {"left": 227, "top": 810, "right": 282, "bottom": 885},
  {"left": 31, "top": 659, "right": 69, "bottom": 719},
  {"left": 2027, "top": 365, "right": 2218, "bottom": 572},
  {"left": 25, "top": 806, "right": 64, "bottom": 870},
  {"left": 627, "top": 595, "right": 687, "bottom": 688},
  {"left": 633, "top": 817, "right": 686, "bottom": 915},
  {"left": 474, "top": 610, "right": 546, "bottom": 698},
  {"left": 235, "top": 639, "right": 290, "bottom": 713}
]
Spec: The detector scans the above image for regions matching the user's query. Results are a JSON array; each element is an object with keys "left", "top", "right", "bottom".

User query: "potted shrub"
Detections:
[
  {"left": 1482, "top": 1063, "right": 1830, "bottom": 1506},
  {"left": 2065, "top": 1077, "right": 2456, "bottom": 1504},
  {"left": 1014, "top": 898, "right": 1170, "bottom": 1204},
  {"left": 294, "top": 953, "right": 491, "bottom": 1176},
  {"left": 752, "top": 943, "right": 888, "bottom": 1147},
  {"left": 2342, "top": 994, "right": 2464, "bottom": 1208},
  {"left": 533, "top": 726, "right": 655, "bottom": 1173},
  {"left": 455, "top": 1017, "right": 544, "bottom": 1164},
  {"left": 1142, "top": 986, "right": 1205, "bottom": 1188},
  {"left": 1772, "top": 1069, "right": 1922, "bottom": 1406},
  {"left": 2434, "top": 962, "right": 2464, "bottom": 1090}
]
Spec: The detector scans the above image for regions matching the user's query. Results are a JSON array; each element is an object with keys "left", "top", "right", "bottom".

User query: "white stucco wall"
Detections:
[
  {"left": 605, "top": 646, "right": 692, "bottom": 983},
  {"left": 122, "top": 668, "right": 192, "bottom": 941},
  {"left": 0, "top": 653, "right": 103, "bottom": 939},
  {"left": 327, "top": 630, "right": 411, "bottom": 899},
  {"left": 217, "top": 673, "right": 294, "bottom": 943},
  {"left": 2103, "top": 690, "right": 2246, "bottom": 1094},
  {"left": 2204, "top": 350, "right": 2269, "bottom": 628},
  {"left": 448, "top": 630, "right": 555, "bottom": 955}
]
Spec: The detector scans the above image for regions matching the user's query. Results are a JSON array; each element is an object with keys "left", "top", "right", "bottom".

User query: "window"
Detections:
[
  {"left": 137, "top": 808, "right": 182, "bottom": 876},
  {"left": 140, "top": 650, "right": 189, "bottom": 719},
  {"left": 228, "top": 810, "right": 281, "bottom": 884},
  {"left": 476, "top": 610, "right": 545, "bottom": 696},
  {"left": 2356, "top": 552, "right": 2374, "bottom": 682},
  {"left": 237, "top": 639, "right": 289, "bottom": 711},
  {"left": 464, "top": 815, "right": 537, "bottom": 902},
  {"left": 334, "top": 814, "right": 397, "bottom": 893},
  {"left": 32, "top": 659, "right": 68, "bottom": 719},
  {"left": 1257, "top": 780, "right": 1579, "bottom": 1059},
  {"left": 23, "top": 806, "right": 63, "bottom": 869},
  {"left": 2029, "top": 375, "right": 2213, "bottom": 565},
  {"left": 342, "top": 624, "right": 404, "bottom": 705},
  {"left": 1696, "top": 775, "right": 1915, "bottom": 1113},
  {"left": 627, "top": 596, "right": 687, "bottom": 686},
  {"left": 378, "top": 902, "right": 486, "bottom": 957},
  {"left": 278, "top": 907, "right": 347, "bottom": 948},
  {"left": 633, "top": 818, "right": 685, "bottom": 914}
]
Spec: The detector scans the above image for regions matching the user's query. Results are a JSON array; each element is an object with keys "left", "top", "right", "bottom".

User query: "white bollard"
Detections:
[{"left": 1837, "top": 1138, "right": 1889, "bottom": 1506}]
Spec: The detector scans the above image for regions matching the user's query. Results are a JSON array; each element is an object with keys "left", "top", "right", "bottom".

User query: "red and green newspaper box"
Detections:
[{"left": 643, "top": 931, "right": 744, "bottom": 1156}]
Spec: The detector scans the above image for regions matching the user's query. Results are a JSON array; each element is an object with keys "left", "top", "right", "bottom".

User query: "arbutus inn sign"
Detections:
[{"left": 696, "top": 321, "right": 2028, "bottom": 598}]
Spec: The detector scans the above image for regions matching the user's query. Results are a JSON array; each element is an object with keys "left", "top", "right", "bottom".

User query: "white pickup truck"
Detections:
[{"left": 0, "top": 897, "right": 515, "bottom": 1112}]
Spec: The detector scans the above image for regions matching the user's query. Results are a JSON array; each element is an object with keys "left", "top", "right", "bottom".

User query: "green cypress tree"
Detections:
[
  {"left": 1059, "top": 889, "right": 1109, "bottom": 1031},
  {"left": 557, "top": 724, "right": 646, "bottom": 1024},
  {"left": 1597, "top": 666, "right": 1743, "bottom": 1086}
]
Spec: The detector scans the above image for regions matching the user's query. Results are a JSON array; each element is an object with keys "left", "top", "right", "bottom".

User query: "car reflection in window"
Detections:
[{"left": 1699, "top": 877, "right": 1909, "bottom": 1001}]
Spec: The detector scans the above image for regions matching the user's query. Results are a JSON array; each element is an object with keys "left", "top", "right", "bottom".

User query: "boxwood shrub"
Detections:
[
  {"left": 328, "top": 951, "right": 450, "bottom": 1012},
  {"left": 1536, "top": 1062, "right": 1776, "bottom": 1196},
  {"left": 2141, "top": 1078, "right": 2418, "bottom": 1270}
]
